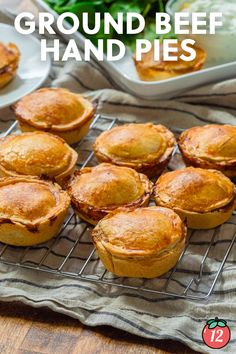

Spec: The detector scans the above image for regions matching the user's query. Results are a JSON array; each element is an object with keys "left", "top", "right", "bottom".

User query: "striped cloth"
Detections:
[{"left": 1, "top": 4, "right": 236, "bottom": 354}]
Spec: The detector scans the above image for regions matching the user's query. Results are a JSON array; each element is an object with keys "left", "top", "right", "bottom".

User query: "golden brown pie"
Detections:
[
  {"left": 0, "top": 132, "right": 78, "bottom": 187},
  {"left": 178, "top": 125, "right": 236, "bottom": 177},
  {"left": 68, "top": 163, "right": 153, "bottom": 225},
  {"left": 154, "top": 167, "right": 236, "bottom": 229},
  {"left": 92, "top": 206, "right": 186, "bottom": 278},
  {"left": 134, "top": 41, "right": 206, "bottom": 81},
  {"left": 93, "top": 123, "right": 175, "bottom": 178},
  {"left": 0, "top": 177, "right": 70, "bottom": 246},
  {"left": 14, "top": 88, "right": 95, "bottom": 144},
  {"left": 0, "top": 42, "right": 20, "bottom": 88}
]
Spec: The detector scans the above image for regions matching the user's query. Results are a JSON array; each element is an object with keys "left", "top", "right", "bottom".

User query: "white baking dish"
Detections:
[{"left": 36, "top": 0, "right": 236, "bottom": 100}]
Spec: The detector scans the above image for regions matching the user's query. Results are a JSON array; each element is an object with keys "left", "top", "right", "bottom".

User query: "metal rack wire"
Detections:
[{"left": 0, "top": 114, "right": 235, "bottom": 300}]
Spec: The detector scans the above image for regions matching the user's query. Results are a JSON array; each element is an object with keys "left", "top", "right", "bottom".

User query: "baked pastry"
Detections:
[
  {"left": 0, "top": 177, "right": 70, "bottom": 246},
  {"left": 178, "top": 125, "right": 236, "bottom": 177},
  {"left": 93, "top": 123, "right": 175, "bottom": 177},
  {"left": 14, "top": 88, "right": 95, "bottom": 144},
  {"left": 134, "top": 41, "right": 206, "bottom": 81},
  {"left": 0, "top": 42, "right": 20, "bottom": 88},
  {"left": 92, "top": 206, "right": 186, "bottom": 278},
  {"left": 0, "top": 132, "right": 78, "bottom": 187},
  {"left": 154, "top": 167, "right": 236, "bottom": 229},
  {"left": 68, "top": 163, "right": 153, "bottom": 225}
]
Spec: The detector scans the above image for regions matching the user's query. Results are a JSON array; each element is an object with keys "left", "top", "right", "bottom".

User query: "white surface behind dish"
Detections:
[
  {"left": 36, "top": 0, "right": 236, "bottom": 99},
  {"left": 166, "top": 0, "right": 236, "bottom": 66},
  {"left": 0, "top": 23, "right": 51, "bottom": 109}
]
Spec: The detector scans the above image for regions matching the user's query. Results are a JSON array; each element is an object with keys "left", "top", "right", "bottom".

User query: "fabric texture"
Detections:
[{"left": 1, "top": 3, "right": 236, "bottom": 353}]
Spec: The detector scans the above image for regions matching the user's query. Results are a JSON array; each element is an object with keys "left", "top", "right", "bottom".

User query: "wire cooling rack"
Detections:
[{"left": 0, "top": 114, "right": 236, "bottom": 301}]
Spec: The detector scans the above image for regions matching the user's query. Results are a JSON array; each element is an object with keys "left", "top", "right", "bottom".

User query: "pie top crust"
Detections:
[
  {"left": 178, "top": 125, "right": 236, "bottom": 166},
  {"left": 0, "top": 132, "right": 78, "bottom": 178},
  {"left": 92, "top": 206, "right": 186, "bottom": 257},
  {"left": 0, "top": 177, "right": 70, "bottom": 227},
  {"left": 93, "top": 123, "right": 175, "bottom": 168},
  {"left": 68, "top": 163, "right": 153, "bottom": 210},
  {"left": 155, "top": 167, "right": 235, "bottom": 213},
  {"left": 14, "top": 88, "right": 95, "bottom": 132}
]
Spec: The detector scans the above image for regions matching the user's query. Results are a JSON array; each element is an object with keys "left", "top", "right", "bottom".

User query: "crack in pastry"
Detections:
[
  {"left": 92, "top": 206, "right": 186, "bottom": 278},
  {"left": 178, "top": 124, "right": 236, "bottom": 177},
  {"left": 154, "top": 167, "right": 236, "bottom": 229},
  {"left": 0, "top": 42, "right": 20, "bottom": 88},
  {"left": 93, "top": 123, "right": 175, "bottom": 178},
  {"left": 0, "top": 132, "right": 78, "bottom": 187},
  {"left": 68, "top": 163, "right": 153, "bottom": 225},
  {"left": 14, "top": 88, "right": 95, "bottom": 144},
  {"left": 0, "top": 177, "right": 70, "bottom": 246}
]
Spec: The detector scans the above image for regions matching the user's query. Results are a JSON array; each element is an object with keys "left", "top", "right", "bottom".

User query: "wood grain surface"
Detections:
[{"left": 0, "top": 301, "right": 200, "bottom": 354}]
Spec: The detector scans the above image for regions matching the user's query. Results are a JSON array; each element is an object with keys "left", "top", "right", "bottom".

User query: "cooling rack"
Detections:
[{"left": 0, "top": 114, "right": 235, "bottom": 301}]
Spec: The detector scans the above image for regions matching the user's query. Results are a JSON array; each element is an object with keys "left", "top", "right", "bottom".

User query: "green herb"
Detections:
[{"left": 45, "top": 0, "right": 172, "bottom": 49}]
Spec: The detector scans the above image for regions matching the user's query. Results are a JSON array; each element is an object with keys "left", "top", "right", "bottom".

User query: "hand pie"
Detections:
[
  {"left": 0, "top": 177, "right": 70, "bottom": 246},
  {"left": 178, "top": 125, "right": 236, "bottom": 177},
  {"left": 93, "top": 123, "right": 175, "bottom": 178},
  {"left": 14, "top": 88, "right": 95, "bottom": 144},
  {"left": 134, "top": 41, "right": 206, "bottom": 81},
  {"left": 0, "top": 42, "right": 20, "bottom": 88},
  {"left": 0, "top": 132, "right": 78, "bottom": 187},
  {"left": 92, "top": 206, "right": 186, "bottom": 278},
  {"left": 154, "top": 167, "right": 236, "bottom": 229},
  {"left": 68, "top": 163, "right": 153, "bottom": 225}
]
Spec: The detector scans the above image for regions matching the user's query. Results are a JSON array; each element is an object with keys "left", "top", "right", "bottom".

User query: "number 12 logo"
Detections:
[{"left": 202, "top": 317, "right": 231, "bottom": 349}]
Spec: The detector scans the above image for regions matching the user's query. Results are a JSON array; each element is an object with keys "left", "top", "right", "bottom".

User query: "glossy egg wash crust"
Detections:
[
  {"left": 92, "top": 206, "right": 187, "bottom": 278},
  {"left": 68, "top": 163, "right": 153, "bottom": 225},
  {"left": 154, "top": 167, "right": 236, "bottom": 229},
  {"left": 93, "top": 123, "right": 175, "bottom": 178},
  {"left": 0, "top": 132, "right": 78, "bottom": 187},
  {"left": 14, "top": 88, "right": 95, "bottom": 144},
  {"left": 0, "top": 177, "right": 70, "bottom": 246},
  {"left": 178, "top": 124, "right": 236, "bottom": 177}
]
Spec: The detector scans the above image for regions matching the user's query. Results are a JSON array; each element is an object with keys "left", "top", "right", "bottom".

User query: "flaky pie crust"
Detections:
[
  {"left": 92, "top": 206, "right": 186, "bottom": 278},
  {"left": 0, "top": 132, "right": 78, "bottom": 187},
  {"left": 93, "top": 123, "right": 175, "bottom": 178},
  {"left": 0, "top": 177, "right": 70, "bottom": 246},
  {"left": 14, "top": 88, "right": 95, "bottom": 144},
  {"left": 154, "top": 167, "right": 236, "bottom": 229},
  {"left": 178, "top": 125, "right": 236, "bottom": 177},
  {"left": 68, "top": 163, "right": 153, "bottom": 225}
]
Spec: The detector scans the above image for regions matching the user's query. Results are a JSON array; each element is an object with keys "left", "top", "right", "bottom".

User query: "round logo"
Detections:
[{"left": 202, "top": 317, "right": 231, "bottom": 349}]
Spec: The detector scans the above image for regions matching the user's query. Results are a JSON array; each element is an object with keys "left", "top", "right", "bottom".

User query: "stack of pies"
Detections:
[
  {"left": 2, "top": 81, "right": 236, "bottom": 280},
  {"left": 0, "top": 42, "right": 20, "bottom": 88}
]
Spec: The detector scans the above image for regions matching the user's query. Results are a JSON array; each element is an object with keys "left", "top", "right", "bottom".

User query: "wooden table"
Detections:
[{"left": 0, "top": 302, "right": 200, "bottom": 354}]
